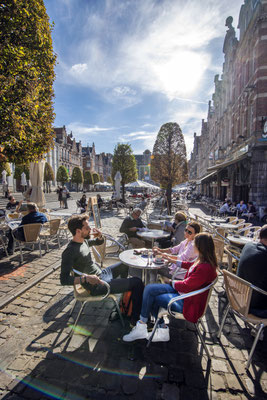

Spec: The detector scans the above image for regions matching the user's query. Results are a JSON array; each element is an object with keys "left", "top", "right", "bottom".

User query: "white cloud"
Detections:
[
  {"left": 59, "top": 0, "right": 242, "bottom": 104},
  {"left": 67, "top": 122, "right": 115, "bottom": 136}
]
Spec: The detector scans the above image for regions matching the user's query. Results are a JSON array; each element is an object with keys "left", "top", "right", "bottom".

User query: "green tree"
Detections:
[
  {"left": 14, "top": 164, "right": 30, "bottom": 180},
  {"left": 56, "top": 166, "right": 69, "bottom": 186},
  {"left": 71, "top": 166, "right": 83, "bottom": 192},
  {"left": 84, "top": 170, "right": 93, "bottom": 185},
  {"left": 0, "top": 0, "right": 56, "bottom": 164},
  {"left": 0, "top": 162, "right": 11, "bottom": 176},
  {"left": 107, "top": 175, "right": 113, "bottom": 184},
  {"left": 112, "top": 143, "right": 137, "bottom": 202},
  {"left": 151, "top": 122, "right": 188, "bottom": 213},
  {"left": 92, "top": 172, "right": 100, "bottom": 184},
  {"left": 44, "top": 162, "right": 54, "bottom": 193}
]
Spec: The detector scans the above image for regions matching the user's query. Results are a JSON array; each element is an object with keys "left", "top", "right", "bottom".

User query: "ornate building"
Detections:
[
  {"left": 189, "top": 0, "right": 267, "bottom": 210},
  {"left": 135, "top": 149, "right": 152, "bottom": 181}
]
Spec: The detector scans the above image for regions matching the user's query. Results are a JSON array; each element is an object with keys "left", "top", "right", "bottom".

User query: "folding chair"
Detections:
[{"left": 217, "top": 270, "right": 267, "bottom": 369}]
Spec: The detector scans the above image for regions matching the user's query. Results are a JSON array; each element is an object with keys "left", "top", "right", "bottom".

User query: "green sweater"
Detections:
[{"left": 60, "top": 237, "right": 104, "bottom": 286}]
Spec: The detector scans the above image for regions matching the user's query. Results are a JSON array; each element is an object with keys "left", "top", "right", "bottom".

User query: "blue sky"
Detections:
[{"left": 44, "top": 0, "right": 244, "bottom": 158}]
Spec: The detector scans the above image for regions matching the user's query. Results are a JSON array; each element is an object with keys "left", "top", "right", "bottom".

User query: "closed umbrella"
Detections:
[
  {"left": 29, "top": 161, "right": 45, "bottom": 207},
  {"left": 21, "top": 172, "right": 27, "bottom": 186},
  {"left": 114, "top": 171, "right": 122, "bottom": 200},
  {"left": 2, "top": 170, "right": 7, "bottom": 185}
]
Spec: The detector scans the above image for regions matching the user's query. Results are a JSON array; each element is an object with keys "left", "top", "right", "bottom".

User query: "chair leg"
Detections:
[
  {"left": 246, "top": 323, "right": 264, "bottom": 369},
  {"left": 147, "top": 317, "right": 161, "bottom": 348},
  {"left": 57, "top": 234, "right": 61, "bottom": 249},
  {"left": 112, "top": 297, "right": 125, "bottom": 327},
  {"left": 217, "top": 304, "right": 230, "bottom": 338},
  {"left": 195, "top": 322, "right": 210, "bottom": 359},
  {"left": 45, "top": 239, "right": 49, "bottom": 253},
  {"left": 19, "top": 242, "right": 23, "bottom": 264},
  {"left": 69, "top": 301, "right": 86, "bottom": 337},
  {"left": 38, "top": 242, "right": 42, "bottom": 258}
]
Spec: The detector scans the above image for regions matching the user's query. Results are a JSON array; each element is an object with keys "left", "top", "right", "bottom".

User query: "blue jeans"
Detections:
[{"left": 140, "top": 283, "right": 184, "bottom": 325}]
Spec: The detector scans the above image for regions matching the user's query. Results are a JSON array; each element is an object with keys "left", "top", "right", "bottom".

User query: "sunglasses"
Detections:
[{"left": 185, "top": 228, "right": 194, "bottom": 235}]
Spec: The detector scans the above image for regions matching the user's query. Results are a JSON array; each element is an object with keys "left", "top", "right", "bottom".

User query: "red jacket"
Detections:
[{"left": 174, "top": 261, "right": 217, "bottom": 323}]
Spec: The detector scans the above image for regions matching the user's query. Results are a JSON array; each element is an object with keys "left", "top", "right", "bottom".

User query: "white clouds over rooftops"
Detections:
[
  {"left": 58, "top": 0, "right": 242, "bottom": 103},
  {"left": 67, "top": 122, "right": 115, "bottom": 136}
]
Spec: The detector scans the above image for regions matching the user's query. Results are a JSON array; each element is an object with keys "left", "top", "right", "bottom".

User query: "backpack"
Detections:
[{"left": 119, "top": 291, "right": 133, "bottom": 317}]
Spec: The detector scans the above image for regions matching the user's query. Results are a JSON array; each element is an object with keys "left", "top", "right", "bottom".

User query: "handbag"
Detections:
[{"left": 119, "top": 291, "right": 133, "bottom": 317}]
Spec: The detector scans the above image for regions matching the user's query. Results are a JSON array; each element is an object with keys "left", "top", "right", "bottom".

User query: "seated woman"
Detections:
[
  {"left": 154, "top": 221, "right": 200, "bottom": 279},
  {"left": 157, "top": 212, "right": 187, "bottom": 248},
  {"left": 97, "top": 193, "right": 104, "bottom": 209},
  {"left": 79, "top": 194, "right": 88, "bottom": 213},
  {"left": 123, "top": 233, "right": 218, "bottom": 342}
]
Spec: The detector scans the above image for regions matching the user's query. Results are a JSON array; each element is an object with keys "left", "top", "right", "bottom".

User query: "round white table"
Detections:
[
  {"left": 153, "top": 215, "right": 173, "bottom": 220},
  {"left": 227, "top": 235, "right": 256, "bottom": 248},
  {"left": 119, "top": 249, "right": 164, "bottom": 285},
  {"left": 49, "top": 211, "right": 73, "bottom": 218},
  {"left": 212, "top": 223, "right": 238, "bottom": 231},
  {"left": 137, "top": 229, "right": 170, "bottom": 247},
  {"left": 203, "top": 217, "right": 227, "bottom": 224}
]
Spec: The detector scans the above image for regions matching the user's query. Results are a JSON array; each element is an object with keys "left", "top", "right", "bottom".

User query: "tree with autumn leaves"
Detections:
[
  {"left": 0, "top": 0, "right": 56, "bottom": 164},
  {"left": 151, "top": 122, "right": 188, "bottom": 213}
]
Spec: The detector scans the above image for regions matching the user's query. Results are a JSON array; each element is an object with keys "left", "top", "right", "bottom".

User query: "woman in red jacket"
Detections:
[{"left": 123, "top": 233, "right": 218, "bottom": 342}]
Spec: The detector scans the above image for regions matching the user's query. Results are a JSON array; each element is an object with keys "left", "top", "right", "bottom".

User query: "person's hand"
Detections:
[
  {"left": 92, "top": 228, "right": 102, "bottom": 238},
  {"left": 162, "top": 277, "right": 171, "bottom": 284},
  {"left": 152, "top": 246, "right": 160, "bottom": 254},
  {"left": 83, "top": 275, "right": 102, "bottom": 285}
]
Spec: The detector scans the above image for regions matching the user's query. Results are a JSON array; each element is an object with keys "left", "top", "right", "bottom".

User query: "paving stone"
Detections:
[
  {"left": 225, "top": 373, "right": 243, "bottom": 392},
  {"left": 210, "top": 374, "right": 226, "bottom": 392},
  {"left": 212, "top": 359, "right": 229, "bottom": 373}
]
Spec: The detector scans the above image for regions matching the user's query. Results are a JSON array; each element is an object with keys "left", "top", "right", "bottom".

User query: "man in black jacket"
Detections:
[
  {"left": 119, "top": 208, "right": 146, "bottom": 248},
  {"left": 60, "top": 215, "right": 144, "bottom": 324},
  {"left": 237, "top": 225, "right": 267, "bottom": 318}
]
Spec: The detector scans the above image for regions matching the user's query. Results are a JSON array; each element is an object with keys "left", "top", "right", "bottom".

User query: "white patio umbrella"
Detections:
[
  {"left": 125, "top": 180, "right": 149, "bottom": 188},
  {"left": 1, "top": 170, "right": 7, "bottom": 185},
  {"left": 114, "top": 171, "right": 122, "bottom": 200},
  {"left": 29, "top": 161, "right": 45, "bottom": 207},
  {"left": 21, "top": 172, "right": 27, "bottom": 186}
]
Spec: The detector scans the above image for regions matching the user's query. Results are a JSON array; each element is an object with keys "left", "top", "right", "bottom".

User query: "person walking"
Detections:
[
  {"left": 57, "top": 186, "right": 63, "bottom": 208},
  {"left": 62, "top": 186, "right": 69, "bottom": 209}
]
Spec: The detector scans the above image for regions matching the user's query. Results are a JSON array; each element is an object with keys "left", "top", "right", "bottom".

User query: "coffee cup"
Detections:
[{"left": 155, "top": 255, "right": 163, "bottom": 264}]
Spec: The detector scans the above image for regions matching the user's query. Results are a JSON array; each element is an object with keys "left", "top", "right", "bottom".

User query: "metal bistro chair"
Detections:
[
  {"left": 217, "top": 270, "right": 267, "bottom": 369},
  {"left": 92, "top": 234, "right": 126, "bottom": 268},
  {"left": 69, "top": 269, "right": 124, "bottom": 337},
  {"left": 12, "top": 223, "right": 42, "bottom": 263},
  {"left": 39, "top": 218, "right": 61, "bottom": 252},
  {"left": 147, "top": 278, "right": 218, "bottom": 360}
]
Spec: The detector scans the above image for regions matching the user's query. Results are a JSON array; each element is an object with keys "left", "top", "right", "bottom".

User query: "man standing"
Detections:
[
  {"left": 237, "top": 225, "right": 267, "bottom": 318},
  {"left": 7, "top": 202, "right": 48, "bottom": 254},
  {"left": 60, "top": 215, "right": 144, "bottom": 324},
  {"left": 119, "top": 208, "right": 146, "bottom": 248}
]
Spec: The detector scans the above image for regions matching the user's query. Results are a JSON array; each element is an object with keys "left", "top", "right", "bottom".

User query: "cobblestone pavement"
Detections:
[{"left": 0, "top": 200, "right": 267, "bottom": 399}]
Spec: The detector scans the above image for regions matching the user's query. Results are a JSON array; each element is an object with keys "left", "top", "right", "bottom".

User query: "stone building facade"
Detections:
[
  {"left": 189, "top": 0, "right": 267, "bottom": 210},
  {"left": 82, "top": 144, "right": 113, "bottom": 182},
  {"left": 135, "top": 149, "right": 152, "bottom": 181},
  {"left": 45, "top": 126, "right": 83, "bottom": 187}
]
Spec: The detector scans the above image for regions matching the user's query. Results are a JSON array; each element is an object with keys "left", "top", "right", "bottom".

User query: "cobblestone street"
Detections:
[{"left": 0, "top": 196, "right": 267, "bottom": 399}]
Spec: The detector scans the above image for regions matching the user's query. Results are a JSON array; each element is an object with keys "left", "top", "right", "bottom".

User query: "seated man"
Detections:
[
  {"left": 119, "top": 208, "right": 146, "bottom": 248},
  {"left": 137, "top": 196, "right": 147, "bottom": 211},
  {"left": 237, "top": 225, "right": 267, "bottom": 318},
  {"left": 219, "top": 200, "right": 232, "bottom": 216},
  {"left": 60, "top": 215, "right": 144, "bottom": 324},
  {"left": 6, "top": 195, "right": 22, "bottom": 212},
  {"left": 236, "top": 200, "right": 247, "bottom": 216},
  {"left": 7, "top": 202, "right": 48, "bottom": 254}
]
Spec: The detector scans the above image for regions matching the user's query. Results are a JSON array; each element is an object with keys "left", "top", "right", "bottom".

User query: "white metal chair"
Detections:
[
  {"left": 147, "top": 278, "right": 218, "bottom": 360},
  {"left": 217, "top": 270, "right": 267, "bottom": 369},
  {"left": 69, "top": 270, "right": 124, "bottom": 337},
  {"left": 12, "top": 223, "right": 42, "bottom": 263}
]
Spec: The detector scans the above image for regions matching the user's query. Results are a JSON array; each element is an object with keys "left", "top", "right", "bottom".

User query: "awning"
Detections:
[
  {"left": 207, "top": 153, "right": 248, "bottom": 172},
  {"left": 199, "top": 171, "right": 218, "bottom": 183}
]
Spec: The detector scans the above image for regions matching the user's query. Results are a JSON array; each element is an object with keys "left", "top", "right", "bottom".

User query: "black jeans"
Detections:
[
  {"left": 82, "top": 263, "right": 144, "bottom": 322},
  {"left": 7, "top": 227, "right": 24, "bottom": 252}
]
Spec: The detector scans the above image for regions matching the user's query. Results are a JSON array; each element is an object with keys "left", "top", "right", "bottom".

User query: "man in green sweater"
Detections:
[{"left": 60, "top": 215, "right": 144, "bottom": 323}]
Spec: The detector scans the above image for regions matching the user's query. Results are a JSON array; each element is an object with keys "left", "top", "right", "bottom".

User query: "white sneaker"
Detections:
[
  {"left": 123, "top": 322, "right": 148, "bottom": 342},
  {"left": 147, "top": 327, "right": 170, "bottom": 342}
]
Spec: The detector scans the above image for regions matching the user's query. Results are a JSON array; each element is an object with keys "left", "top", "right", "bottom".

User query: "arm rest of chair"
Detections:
[
  {"left": 102, "top": 233, "right": 125, "bottom": 251},
  {"left": 73, "top": 268, "right": 111, "bottom": 299},
  {"left": 167, "top": 279, "right": 217, "bottom": 317}
]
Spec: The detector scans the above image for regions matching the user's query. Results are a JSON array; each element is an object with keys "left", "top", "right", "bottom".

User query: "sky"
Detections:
[{"left": 44, "top": 0, "right": 244, "bottom": 158}]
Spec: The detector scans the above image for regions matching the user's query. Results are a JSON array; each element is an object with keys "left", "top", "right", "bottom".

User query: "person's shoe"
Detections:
[
  {"left": 147, "top": 327, "right": 170, "bottom": 342},
  {"left": 123, "top": 322, "right": 148, "bottom": 342}
]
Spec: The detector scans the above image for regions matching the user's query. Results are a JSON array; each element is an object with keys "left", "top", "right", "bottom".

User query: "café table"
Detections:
[
  {"left": 49, "top": 211, "right": 73, "bottom": 218},
  {"left": 227, "top": 235, "right": 256, "bottom": 248},
  {"left": 137, "top": 229, "right": 170, "bottom": 247},
  {"left": 119, "top": 249, "right": 164, "bottom": 285},
  {"left": 148, "top": 220, "right": 164, "bottom": 228},
  {"left": 153, "top": 214, "right": 173, "bottom": 221},
  {"left": 212, "top": 223, "right": 239, "bottom": 231}
]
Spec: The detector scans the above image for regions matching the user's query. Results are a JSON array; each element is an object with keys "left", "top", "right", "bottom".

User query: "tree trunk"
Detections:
[
  {"left": 166, "top": 183, "right": 172, "bottom": 215},
  {"left": 122, "top": 183, "right": 125, "bottom": 203}
]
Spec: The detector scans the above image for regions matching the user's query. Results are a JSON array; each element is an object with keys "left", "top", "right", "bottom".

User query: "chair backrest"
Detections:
[
  {"left": 92, "top": 237, "right": 107, "bottom": 265},
  {"left": 226, "top": 217, "right": 238, "bottom": 223},
  {"left": 223, "top": 270, "right": 252, "bottom": 318},
  {"left": 234, "top": 219, "right": 245, "bottom": 226},
  {"left": 213, "top": 238, "right": 225, "bottom": 263},
  {"left": 23, "top": 223, "right": 42, "bottom": 242},
  {"left": 49, "top": 218, "right": 61, "bottom": 235},
  {"left": 201, "top": 277, "right": 218, "bottom": 318}
]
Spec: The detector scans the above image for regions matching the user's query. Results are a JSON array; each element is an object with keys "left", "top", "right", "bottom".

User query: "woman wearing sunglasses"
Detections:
[
  {"left": 154, "top": 222, "right": 200, "bottom": 279},
  {"left": 123, "top": 233, "right": 218, "bottom": 342}
]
